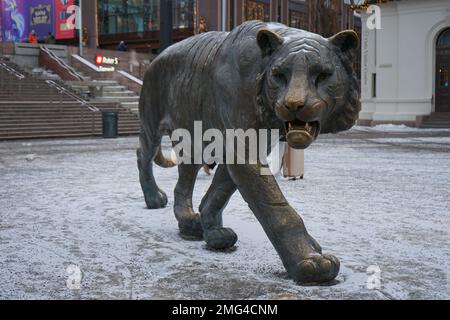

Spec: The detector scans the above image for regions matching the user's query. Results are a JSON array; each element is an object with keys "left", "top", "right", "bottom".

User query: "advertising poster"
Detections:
[
  {"left": 55, "top": 0, "right": 75, "bottom": 40},
  {"left": 1, "top": 0, "right": 29, "bottom": 42},
  {"left": 29, "top": 0, "right": 55, "bottom": 40},
  {"left": 0, "top": 2, "right": 3, "bottom": 41}
]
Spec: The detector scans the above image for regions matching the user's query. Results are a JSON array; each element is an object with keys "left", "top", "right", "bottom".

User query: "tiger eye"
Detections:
[
  {"left": 315, "top": 73, "right": 331, "bottom": 86},
  {"left": 272, "top": 67, "right": 282, "bottom": 75},
  {"left": 271, "top": 67, "right": 287, "bottom": 84}
]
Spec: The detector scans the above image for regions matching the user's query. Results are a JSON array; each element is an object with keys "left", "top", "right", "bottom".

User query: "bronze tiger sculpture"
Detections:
[{"left": 137, "top": 21, "right": 360, "bottom": 284}]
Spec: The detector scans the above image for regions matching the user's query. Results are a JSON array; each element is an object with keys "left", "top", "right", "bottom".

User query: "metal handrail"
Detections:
[
  {"left": 45, "top": 80, "right": 100, "bottom": 112},
  {"left": 0, "top": 61, "right": 25, "bottom": 80},
  {"left": 40, "top": 46, "right": 85, "bottom": 81},
  {"left": 45, "top": 80, "right": 100, "bottom": 135},
  {"left": 117, "top": 70, "right": 143, "bottom": 86},
  {"left": 0, "top": 62, "right": 100, "bottom": 137}
]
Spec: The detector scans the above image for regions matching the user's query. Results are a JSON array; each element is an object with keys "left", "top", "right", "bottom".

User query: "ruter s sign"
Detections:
[{"left": 95, "top": 54, "right": 120, "bottom": 72}]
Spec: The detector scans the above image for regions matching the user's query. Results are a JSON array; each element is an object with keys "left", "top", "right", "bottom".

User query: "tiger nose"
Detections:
[{"left": 285, "top": 100, "right": 305, "bottom": 112}]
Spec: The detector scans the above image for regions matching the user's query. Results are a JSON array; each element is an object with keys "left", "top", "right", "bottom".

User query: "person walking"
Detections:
[{"left": 117, "top": 41, "right": 127, "bottom": 52}]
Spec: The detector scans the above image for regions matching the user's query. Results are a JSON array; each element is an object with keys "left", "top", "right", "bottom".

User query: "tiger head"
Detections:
[{"left": 256, "top": 26, "right": 361, "bottom": 149}]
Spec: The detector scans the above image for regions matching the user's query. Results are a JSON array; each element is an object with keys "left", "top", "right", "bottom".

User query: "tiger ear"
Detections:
[
  {"left": 328, "top": 30, "right": 359, "bottom": 55},
  {"left": 257, "top": 28, "right": 284, "bottom": 57}
]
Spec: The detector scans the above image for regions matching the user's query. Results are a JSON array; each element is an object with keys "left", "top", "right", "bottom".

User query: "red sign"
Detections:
[
  {"left": 95, "top": 54, "right": 103, "bottom": 65},
  {"left": 95, "top": 54, "right": 119, "bottom": 66},
  {"left": 55, "top": 0, "right": 75, "bottom": 40}
]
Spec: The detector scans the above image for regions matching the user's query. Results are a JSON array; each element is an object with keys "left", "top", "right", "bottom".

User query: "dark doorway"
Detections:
[{"left": 436, "top": 28, "right": 450, "bottom": 112}]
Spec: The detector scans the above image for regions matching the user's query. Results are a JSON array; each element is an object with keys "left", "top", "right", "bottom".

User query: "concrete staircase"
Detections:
[
  {"left": 68, "top": 80, "right": 140, "bottom": 114},
  {"left": 0, "top": 58, "right": 140, "bottom": 140},
  {"left": 419, "top": 113, "right": 450, "bottom": 128},
  {"left": 0, "top": 102, "right": 141, "bottom": 139},
  {"left": 30, "top": 67, "right": 62, "bottom": 81},
  {"left": 34, "top": 48, "right": 141, "bottom": 113}
]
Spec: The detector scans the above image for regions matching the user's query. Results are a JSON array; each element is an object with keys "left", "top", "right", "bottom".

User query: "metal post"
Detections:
[
  {"left": 222, "top": 0, "right": 227, "bottom": 31},
  {"left": 160, "top": 0, "right": 173, "bottom": 52},
  {"left": 79, "top": 0, "right": 83, "bottom": 56},
  {"left": 92, "top": 111, "right": 96, "bottom": 136}
]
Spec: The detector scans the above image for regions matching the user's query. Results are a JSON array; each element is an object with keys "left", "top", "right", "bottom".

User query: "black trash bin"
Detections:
[{"left": 102, "top": 111, "right": 118, "bottom": 138}]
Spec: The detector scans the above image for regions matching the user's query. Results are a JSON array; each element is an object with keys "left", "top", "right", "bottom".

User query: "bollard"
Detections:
[{"left": 283, "top": 145, "right": 304, "bottom": 179}]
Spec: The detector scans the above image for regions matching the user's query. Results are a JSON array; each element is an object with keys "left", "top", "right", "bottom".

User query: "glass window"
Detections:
[
  {"left": 98, "top": 0, "right": 193, "bottom": 35},
  {"left": 144, "top": 0, "right": 160, "bottom": 31},
  {"left": 437, "top": 28, "right": 450, "bottom": 47},
  {"left": 173, "top": 0, "right": 194, "bottom": 29},
  {"left": 98, "top": 0, "right": 150, "bottom": 35},
  {"left": 289, "top": 10, "right": 308, "bottom": 30},
  {"left": 439, "top": 65, "right": 449, "bottom": 88},
  {"left": 244, "top": 0, "right": 270, "bottom": 22}
]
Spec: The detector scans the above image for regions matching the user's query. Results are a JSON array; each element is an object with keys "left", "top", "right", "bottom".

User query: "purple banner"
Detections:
[
  {"left": 0, "top": 2, "right": 3, "bottom": 41},
  {"left": 29, "top": 0, "right": 54, "bottom": 41},
  {"left": 1, "top": 0, "right": 28, "bottom": 42}
]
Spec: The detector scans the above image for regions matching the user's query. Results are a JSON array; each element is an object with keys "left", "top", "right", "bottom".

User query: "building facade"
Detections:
[
  {"left": 97, "top": 0, "right": 358, "bottom": 51},
  {"left": 1, "top": 1, "right": 360, "bottom": 52},
  {"left": 359, "top": 0, "right": 450, "bottom": 126}
]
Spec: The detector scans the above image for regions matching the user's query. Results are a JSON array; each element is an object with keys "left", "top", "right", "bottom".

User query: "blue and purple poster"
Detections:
[
  {"left": 1, "top": 0, "right": 28, "bottom": 42},
  {"left": 0, "top": 3, "right": 3, "bottom": 41},
  {"left": 29, "top": 0, "right": 54, "bottom": 40},
  {"left": 1, "top": 0, "right": 56, "bottom": 42}
]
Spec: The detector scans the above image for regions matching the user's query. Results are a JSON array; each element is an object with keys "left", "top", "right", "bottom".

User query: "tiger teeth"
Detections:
[{"left": 287, "top": 121, "right": 316, "bottom": 135}]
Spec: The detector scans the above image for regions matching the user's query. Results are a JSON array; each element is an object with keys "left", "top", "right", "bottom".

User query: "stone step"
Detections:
[
  {"left": 70, "top": 84, "right": 89, "bottom": 89},
  {"left": 422, "top": 119, "right": 450, "bottom": 124},
  {"left": 428, "top": 116, "right": 450, "bottom": 121},
  {"left": 68, "top": 80, "right": 118, "bottom": 87},
  {"left": 420, "top": 123, "right": 450, "bottom": 128},
  {"left": 88, "top": 80, "right": 118, "bottom": 86},
  {"left": 101, "top": 85, "right": 128, "bottom": 92},
  {"left": 121, "top": 101, "right": 139, "bottom": 106},
  {"left": 65, "top": 80, "right": 89, "bottom": 86},
  {"left": 121, "top": 101, "right": 139, "bottom": 110},
  {"left": 96, "top": 96, "right": 140, "bottom": 103},
  {"left": 0, "top": 128, "right": 139, "bottom": 140},
  {"left": 430, "top": 112, "right": 450, "bottom": 116},
  {"left": 103, "top": 90, "right": 136, "bottom": 97},
  {"left": 0, "top": 119, "right": 140, "bottom": 126},
  {"left": 70, "top": 86, "right": 90, "bottom": 93},
  {"left": 0, "top": 131, "right": 139, "bottom": 140}
]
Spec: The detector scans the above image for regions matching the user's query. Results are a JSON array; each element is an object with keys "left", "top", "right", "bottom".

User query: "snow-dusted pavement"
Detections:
[{"left": 1, "top": 127, "right": 449, "bottom": 300}]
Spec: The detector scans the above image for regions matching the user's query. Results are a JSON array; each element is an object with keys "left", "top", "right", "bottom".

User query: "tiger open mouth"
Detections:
[{"left": 285, "top": 119, "right": 320, "bottom": 149}]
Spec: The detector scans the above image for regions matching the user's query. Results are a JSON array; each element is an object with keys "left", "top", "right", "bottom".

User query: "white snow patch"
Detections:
[{"left": 0, "top": 136, "right": 449, "bottom": 299}]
